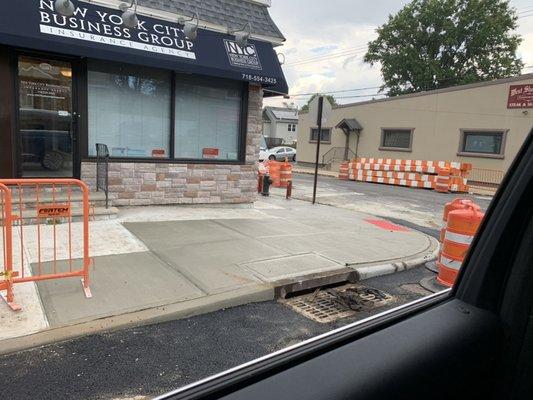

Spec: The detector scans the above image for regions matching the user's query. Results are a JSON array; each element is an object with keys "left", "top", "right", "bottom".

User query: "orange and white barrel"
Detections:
[
  {"left": 338, "top": 161, "right": 349, "bottom": 180},
  {"left": 435, "top": 167, "right": 451, "bottom": 193},
  {"left": 440, "top": 199, "right": 481, "bottom": 242},
  {"left": 269, "top": 161, "right": 282, "bottom": 188},
  {"left": 437, "top": 206, "right": 484, "bottom": 287},
  {"left": 279, "top": 162, "right": 292, "bottom": 188}
]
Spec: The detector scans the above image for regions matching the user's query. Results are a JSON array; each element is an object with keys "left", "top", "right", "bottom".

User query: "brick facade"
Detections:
[{"left": 81, "top": 84, "right": 263, "bottom": 206}]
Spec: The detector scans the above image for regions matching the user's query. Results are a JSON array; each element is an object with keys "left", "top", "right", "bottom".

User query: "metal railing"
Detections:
[
  {"left": 95, "top": 143, "right": 110, "bottom": 208},
  {"left": 322, "top": 147, "right": 356, "bottom": 165},
  {"left": 0, "top": 179, "right": 92, "bottom": 311},
  {"left": 468, "top": 168, "right": 505, "bottom": 189}
]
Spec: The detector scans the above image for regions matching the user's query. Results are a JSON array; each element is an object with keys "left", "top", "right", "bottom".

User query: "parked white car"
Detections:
[{"left": 260, "top": 146, "right": 297, "bottom": 162}]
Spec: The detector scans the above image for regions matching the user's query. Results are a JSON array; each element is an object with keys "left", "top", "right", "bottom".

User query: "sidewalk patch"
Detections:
[
  {"left": 241, "top": 254, "right": 342, "bottom": 283},
  {"left": 364, "top": 218, "right": 410, "bottom": 232}
]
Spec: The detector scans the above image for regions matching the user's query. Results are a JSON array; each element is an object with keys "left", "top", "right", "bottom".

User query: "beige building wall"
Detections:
[{"left": 297, "top": 75, "right": 533, "bottom": 172}]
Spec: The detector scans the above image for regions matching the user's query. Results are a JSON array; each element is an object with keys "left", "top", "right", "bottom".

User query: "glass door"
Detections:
[{"left": 17, "top": 56, "right": 75, "bottom": 177}]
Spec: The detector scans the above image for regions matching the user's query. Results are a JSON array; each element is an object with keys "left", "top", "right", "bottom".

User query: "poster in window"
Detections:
[{"left": 203, "top": 148, "right": 220, "bottom": 159}]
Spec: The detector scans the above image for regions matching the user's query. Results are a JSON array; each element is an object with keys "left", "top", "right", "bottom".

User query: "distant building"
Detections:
[
  {"left": 297, "top": 74, "right": 533, "bottom": 179},
  {"left": 262, "top": 106, "right": 298, "bottom": 146}
]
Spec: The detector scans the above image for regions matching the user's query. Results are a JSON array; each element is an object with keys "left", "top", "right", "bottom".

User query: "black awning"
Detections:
[
  {"left": 0, "top": 0, "right": 288, "bottom": 95},
  {"left": 336, "top": 118, "right": 363, "bottom": 132}
]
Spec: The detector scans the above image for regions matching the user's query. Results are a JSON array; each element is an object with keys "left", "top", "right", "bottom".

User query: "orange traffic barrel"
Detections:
[
  {"left": 435, "top": 167, "right": 450, "bottom": 193},
  {"left": 437, "top": 206, "right": 484, "bottom": 287},
  {"left": 338, "top": 161, "right": 349, "bottom": 180},
  {"left": 279, "top": 162, "right": 292, "bottom": 188},
  {"left": 269, "top": 161, "right": 281, "bottom": 187},
  {"left": 440, "top": 199, "right": 481, "bottom": 242}
]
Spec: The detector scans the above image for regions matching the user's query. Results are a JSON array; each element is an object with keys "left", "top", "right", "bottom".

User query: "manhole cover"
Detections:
[{"left": 281, "top": 284, "right": 394, "bottom": 323}]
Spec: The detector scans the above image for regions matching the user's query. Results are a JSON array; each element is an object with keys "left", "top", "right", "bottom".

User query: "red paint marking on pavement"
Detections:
[{"left": 364, "top": 219, "right": 410, "bottom": 232}]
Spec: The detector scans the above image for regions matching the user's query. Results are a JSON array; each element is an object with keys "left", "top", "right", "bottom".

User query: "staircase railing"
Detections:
[
  {"left": 322, "top": 147, "right": 356, "bottom": 165},
  {"left": 95, "top": 143, "right": 110, "bottom": 208}
]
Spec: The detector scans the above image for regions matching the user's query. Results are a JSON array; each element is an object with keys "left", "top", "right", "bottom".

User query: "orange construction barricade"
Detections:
[
  {"left": 0, "top": 179, "right": 92, "bottom": 311},
  {"left": 437, "top": 205, "right": 484, "bottom": 287},
  {"left": 269, "top": 161, "right": 282, "bottom": 187},
  {"left": 279, "top": 162, "right": 293, "bottom": 188},
  {"left": 338, "top": 161, "right": 349, "bottom": 180},
  {"left": 440, "top": 199, "right": 481, "bottom": 242},
  {"left": 435, "top": 167, "right": 451, "bottom": 193}
]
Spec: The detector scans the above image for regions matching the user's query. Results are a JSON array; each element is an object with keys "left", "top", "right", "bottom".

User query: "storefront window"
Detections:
[
  {"left": 88, "top": 61, "right": 171, "bottom": 158},
  {"left": 174, "top": 77, "right": 242, "bottom": 160}
]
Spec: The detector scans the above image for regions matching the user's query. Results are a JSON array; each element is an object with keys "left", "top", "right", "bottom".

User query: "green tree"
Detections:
[
  {"left": 364, "top": 0, "right": 523, "bottom": 96},
  {"left": 300, "top": 93, "right": 338, "bottom": 112}
]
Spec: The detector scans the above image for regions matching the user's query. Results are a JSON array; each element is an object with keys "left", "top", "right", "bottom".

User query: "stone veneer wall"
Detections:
[{"left": 81, "top": 84, "right": 263, "bottom": 206}]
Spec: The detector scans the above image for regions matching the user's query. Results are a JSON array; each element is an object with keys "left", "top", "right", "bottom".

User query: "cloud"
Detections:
[{"left": 264, "top": 0, "right": 533, "bottom": 109}]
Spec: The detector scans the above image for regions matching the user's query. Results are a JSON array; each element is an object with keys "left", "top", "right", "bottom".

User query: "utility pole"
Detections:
[{"left": 312, "top": 96, "right": 324, "bottom": 204}]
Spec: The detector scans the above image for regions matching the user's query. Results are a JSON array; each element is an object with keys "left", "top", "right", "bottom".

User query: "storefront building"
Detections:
[{"left": 0, "top": 0, "right": 287, "bottom": 205}]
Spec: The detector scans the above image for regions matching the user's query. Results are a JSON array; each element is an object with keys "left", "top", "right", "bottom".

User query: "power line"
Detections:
[
  {"left": 288, "top": 86, "right": 382, "bottom": 97},
  {"left": 334, "top": 93, "right": 386, "bottom": 100},
  {"left": 284, "top": 45, "right": 369, "bottom": 65},
  {"left": 285, "top": 48, "right": 368, "bottom": 67},
  {"left": 517, "top": 6, "right": 533, "bottom": 13}
]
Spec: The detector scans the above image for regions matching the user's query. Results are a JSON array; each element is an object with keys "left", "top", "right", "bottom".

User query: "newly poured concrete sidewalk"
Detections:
[{"left": 0, "top": 195, "right": 437, "bottom": 350}]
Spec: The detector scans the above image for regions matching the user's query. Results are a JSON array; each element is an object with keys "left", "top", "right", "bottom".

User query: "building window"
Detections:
[
  {"left": 174, "top": 76, "right": 242, "bottom": 160},
  {"left": 88, "top": 60, "right": 172, "bottom": 158},
  {"left": 310, "top": 128, "right": 331, "bottom": 142},
  {"left": 380, "top": 128, "right": 413, "bottom": 151},
  {"left": 288, "top": 124, "right": 296, "bottom": 132},
  {"left": 458, "top": 130, "right": 506, "bottom": 158}
]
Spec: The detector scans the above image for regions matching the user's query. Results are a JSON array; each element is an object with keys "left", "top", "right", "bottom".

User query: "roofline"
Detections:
[
  {"left": 299, "top": 73, "right": 533, "bottom": 114},
  {"left": 263, "top": 107, "right": 298, "bottom": 122},
  {"left": 334, "top": 73, "right": 533, "bottom": 110},
  {"left": 83, "top": 0, "right": 285, "bottom": 45}
]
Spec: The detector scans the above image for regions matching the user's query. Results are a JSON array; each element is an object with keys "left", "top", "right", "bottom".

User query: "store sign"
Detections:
[
  {"left": 507, "top": 84, "right": 533, "bottom": 109},
  {"left": 0, "top": 0, "right": 288, "bottom": 93},
  {"left": 37, "top": 204, "right": 71, "bottom": 218},
  {"left": 38, "top": 0, "right": 196, "bottom": 60},
  {"left": 203, "top": 148, "right": 220, "bottom": 159},
  {"left": 224, "top": 40, "right": 262, "bottom": 70}
]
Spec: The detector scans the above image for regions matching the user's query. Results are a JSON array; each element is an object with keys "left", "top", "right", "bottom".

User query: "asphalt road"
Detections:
[
  {"left": 0, "top": 266, "right": 435, "bottom": 400},
  {"left": 289, "top": 173, "right": 493, "bottom": 238},
  {"left": 0, "top": 174, "right": 464, "bottom": 399}
]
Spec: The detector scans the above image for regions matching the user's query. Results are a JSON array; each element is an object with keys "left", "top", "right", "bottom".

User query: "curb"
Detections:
[
  {"left": 292, "top": 169, "right": 338, "bottom": 178},
  {"left": 0, "top": 284, "right": 274, "bottom": 357},
  {"left": 348, "top": 236, "right": 440, "bottom": 281}
]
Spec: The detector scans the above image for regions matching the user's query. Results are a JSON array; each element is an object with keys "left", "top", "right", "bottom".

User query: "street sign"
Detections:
[
  {"left": 37, "top": 204, "right": 71, "bottom": 218},
  {"left": 309, "top": 95, "right": 332, "bottom": 126}
]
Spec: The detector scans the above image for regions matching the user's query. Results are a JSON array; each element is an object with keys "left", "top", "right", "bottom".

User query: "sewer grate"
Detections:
[{"left": 281, "top": 284, "right": 394, "bottom": 323}]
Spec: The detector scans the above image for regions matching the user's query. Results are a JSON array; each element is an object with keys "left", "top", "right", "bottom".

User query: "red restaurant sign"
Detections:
[{"left": 507, "top": 84, "right": 533, "bottom": 109}]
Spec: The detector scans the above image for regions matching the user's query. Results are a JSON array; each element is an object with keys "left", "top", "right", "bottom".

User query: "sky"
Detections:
[{"left": 263, "top": 0, "right": 533, "bottom": 108}]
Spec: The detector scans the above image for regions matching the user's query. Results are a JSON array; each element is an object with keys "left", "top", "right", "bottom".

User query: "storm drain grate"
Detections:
[{"left": 281, "top": 284, "right": 394, "bottom": 323}]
